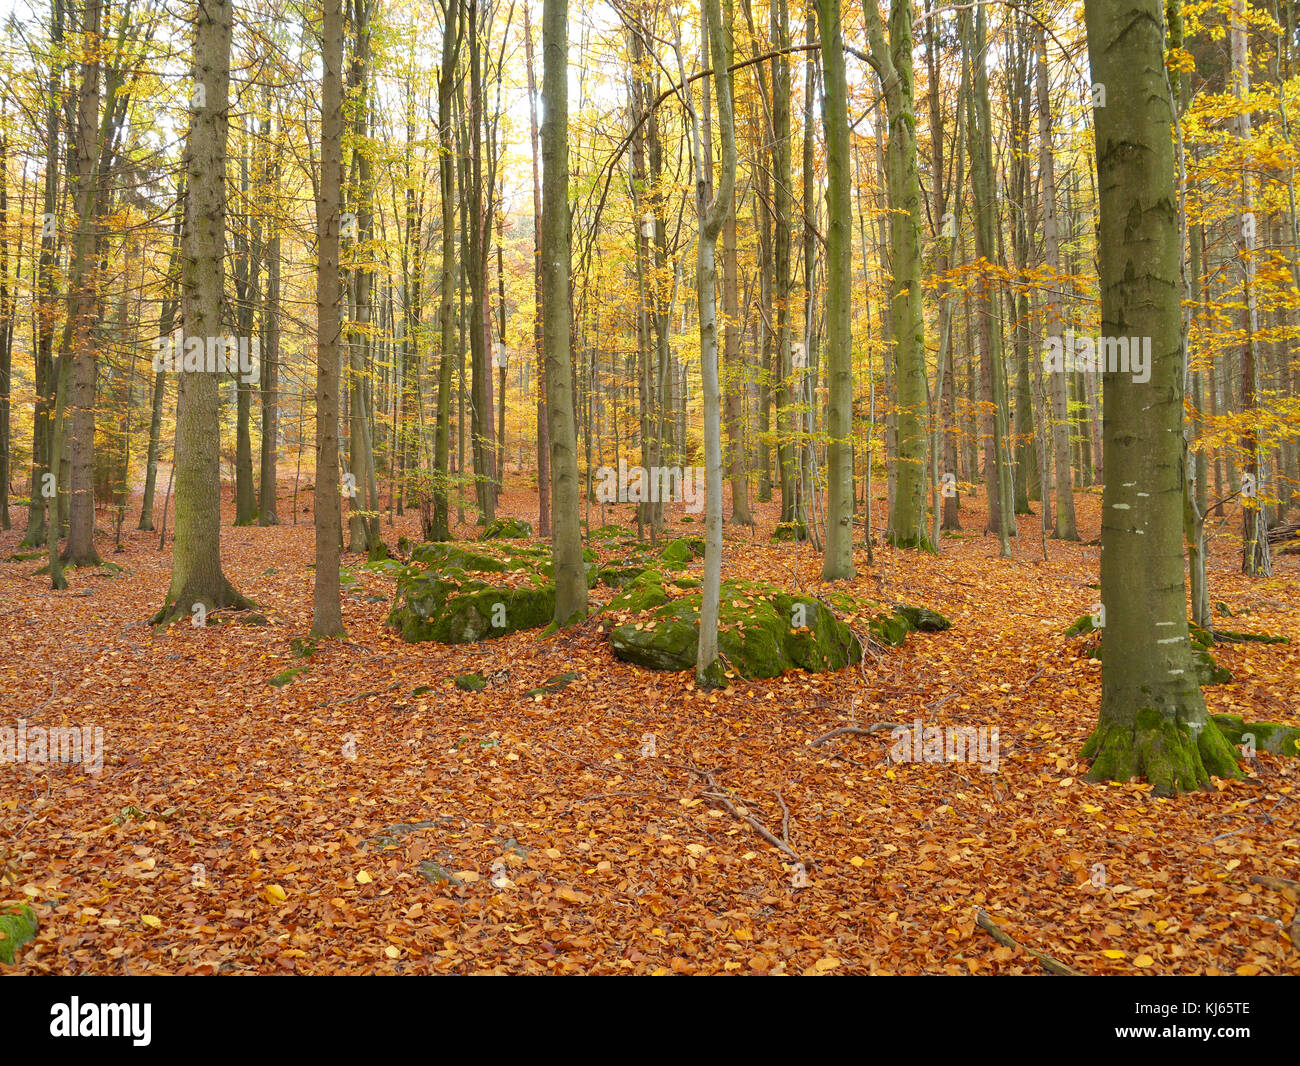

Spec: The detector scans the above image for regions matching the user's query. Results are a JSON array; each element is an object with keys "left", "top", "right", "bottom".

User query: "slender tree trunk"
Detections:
[
  {"left": 311, "top": 0, "right": 346, "bottom": 637},
  {"left": 695, "top": 0, "right": 736, "bottom": 684},
  {"left": 523, "top": 1, "right": 549, "bottom": 538},
  {"left": 542, "top": 0, "right": 586, "bottom": 623},
  {"left": 140, "top": 189, "right": 184, "bottom": 530},
  {"left": 1037, "top": 26, "right": 1077, "bottom": 540},
  {"left": 819, "top": 0, "right": 853, "bottom": 578}
]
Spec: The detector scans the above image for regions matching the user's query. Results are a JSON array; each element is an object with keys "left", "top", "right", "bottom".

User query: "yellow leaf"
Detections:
[
  {"left": 1133, "top": 954, "right": 1155, "bottom": 968},
  {"left": 1236, "top": 963, "right": 1262, "bottom": 976},
  {"left": 1102, "top": 949, "right": 1126, "bottom": 959},
  {"left": 141, "top": 915, "right": 162, "bottom": 930},
  {"left": 355, "top": 870, "right": 373, "bottom": 885},
  {"left": 263, "top": 884, "right": 288, "bottom": 904},
  {"left": 384, "top": 946, "right": 400, "bottom": 959}
]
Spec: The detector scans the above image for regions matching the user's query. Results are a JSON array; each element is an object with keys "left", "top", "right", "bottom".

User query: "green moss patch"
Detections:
[
  {"left": 388, "top": 567, "right": 556, "bottom": 643},
  {"left": 0, "top": 904, "right": 38, "bottom": 965},
  {"left": 1211, "top": 714, "right": 1300, "bottom": 757},
  {"left": 481, "top": 516, "right": 533, "bottom": 539},
  {"left": 608, "top": 581, "right": 861, "bottom": 682}
]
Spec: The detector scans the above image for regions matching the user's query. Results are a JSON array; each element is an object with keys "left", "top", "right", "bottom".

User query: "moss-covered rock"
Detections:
[
  {"left": 267, "top": 665, "right": 309, "bottom": 688},
  {"left": 524, "top": 671, "right": 580, "bottom": 698},
  {"left": 1214, "top": 629, "right": 1290, "bottom": 645},
  {"left": 1211, "top": 714, "right": 1300, "bottom": 756},
  {"left": 454, "top": 673, "right": 487, "bottom": 692},
  {"left": 411, "top": 542, "right": 512, "bottom": 573},
  {"left": 596, "top": 561, "right": 649, "bottom": 589},
  {"left": 772, "top": 520, "right": 808, "bottom": 542},
  {"left": 868, "top": 611, "right": 912, "bottom": 648},
  {"left": 0, "top": 904, "right": 37, "bottom": 964},
  {"left": 659, "top": 536, "right": 705, "bottom": 567},
  {"left": 481, "top": 516, "right": 533, "bottom": 539},
  {"left": 892, "top": 605, "right": 952, "bottom": 632},
  {"left": 388, "top": 569, "right": 555, "bottom": 643},
  {"left": 608, "top": 581, "right": 861, "bottom": 681},
  {"left": 604, "top": 570, "right": 672, "bottom": 614}
]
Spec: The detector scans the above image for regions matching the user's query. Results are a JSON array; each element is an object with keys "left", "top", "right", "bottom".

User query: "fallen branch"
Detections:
[
  {"left": 809, "top": 722, "right": 900, "bottom": 748},
  {"left": 974, "top": 908, "right": 1083, "bottom": 976},
  {"left": 700, "top": 786, "right": 800, "bottom": 863},
  {"left": 1249, "top": 874, "right": 1300, "bottom": 896}
]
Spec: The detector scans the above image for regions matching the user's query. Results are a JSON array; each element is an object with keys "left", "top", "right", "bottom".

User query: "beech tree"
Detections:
[
  {"left": 1079, "top": 0, "right": 1238, "bottom": 792},
  {"left": 152, "top": 0, "right": 250, "bottom": 624},
  {"left": 541, "top": 0, "right": 586, "bottom": 624}
]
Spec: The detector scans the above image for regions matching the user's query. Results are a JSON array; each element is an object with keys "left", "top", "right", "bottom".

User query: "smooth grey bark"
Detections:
[
  {"left": 1036, "top": 26, "right": 1077, "bottom": 540},
  {"left": 542, "top": 0, "right": 587, "bottom": 623},
  {"left": 819, "top": 0, "right": 854, "bottom": 579},
  {"left": 692, "top": 0, "right": 736, "bottom": 684},
  {"left": 311, "top": 0, "right": 345, "bottom": 637}
]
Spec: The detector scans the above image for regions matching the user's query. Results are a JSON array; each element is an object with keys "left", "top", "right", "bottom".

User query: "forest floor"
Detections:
[{"left": 1, "top": 477, "right": 1298, "bottom": 975}]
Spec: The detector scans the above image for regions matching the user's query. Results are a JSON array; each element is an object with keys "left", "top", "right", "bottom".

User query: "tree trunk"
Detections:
[
  {"left": 542, "top": 0, "right": 587, "bottom": 623},
  {"left": 695, "top": 0, "right": 736, "bottom": 685},
  {"left": 819, "top": 0, "right": 853, "bottom": 579},
  {"left": 1079, "top": 0, "right": 1239, "bottom": 793},
  {"left": 863, "top": 0, "right": 930, "bottom": 550},
  {"left": 1036, "top": 25, "right": 1077, "bottom": 540},
  {"left": 311, "top": 0, "right": 346, "bottom": 637},
  {"left": 152, "top": 0, "right": 250, "bottom": 623}
]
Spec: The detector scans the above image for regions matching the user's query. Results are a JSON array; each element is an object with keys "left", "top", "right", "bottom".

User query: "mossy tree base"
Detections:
[
  {"left": 887, "top": 531, "right": 937, "bottom": 554},
  {"left": 150, "top": 580, "right": 255, "bottom": 627},
  {"left": 1082, "top": 708, "right": 1241, "bottom": 795}
]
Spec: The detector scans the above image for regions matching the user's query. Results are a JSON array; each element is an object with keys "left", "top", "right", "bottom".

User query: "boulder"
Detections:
[
  {"left": 608, "top": 581, "right": 861, "bottom": 681},
  {"left": 481, "top": 516, "right": 533, "bottom": 539},
  {"left": 388, "top": 569, "right": 555, "bottom": 643}
]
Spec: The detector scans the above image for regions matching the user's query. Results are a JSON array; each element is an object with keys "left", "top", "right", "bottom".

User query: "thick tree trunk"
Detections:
[
  {"left": 1079, "top": 0, "right": 1239, "bottom": 793},
  {"left": 152, "top": 0, "right": 250, "bottom": 623},
  {"left": 62, "top": 0, "right": 104, "bottom": 569},
  {"left": 863, "top": 0, "right": 930, "bottom": 550}
]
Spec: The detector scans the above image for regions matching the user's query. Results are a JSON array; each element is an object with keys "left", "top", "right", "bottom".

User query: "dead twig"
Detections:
[{"left": 974, "top": 908, "right": 1083, "bottom": 976}]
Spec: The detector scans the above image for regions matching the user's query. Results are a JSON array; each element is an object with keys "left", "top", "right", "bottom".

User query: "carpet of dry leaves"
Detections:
[{"left": 2, "top": 479, "right": 1297, "bottom": 975}]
